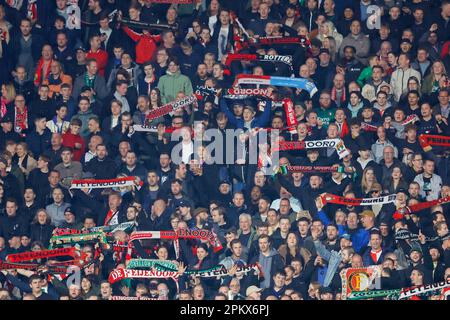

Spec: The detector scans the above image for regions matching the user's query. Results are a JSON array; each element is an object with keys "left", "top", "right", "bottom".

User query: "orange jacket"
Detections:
[{"left": 42, "top": 73, "right": 73, "bottom": 98}]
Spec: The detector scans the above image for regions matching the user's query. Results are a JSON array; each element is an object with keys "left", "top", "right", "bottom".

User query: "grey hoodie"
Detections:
[{"left": 259, "top": 248, "right": 278, "bottom": 289}]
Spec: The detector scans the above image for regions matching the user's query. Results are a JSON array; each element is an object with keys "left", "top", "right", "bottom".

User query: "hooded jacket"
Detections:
[{"left": 250, "top": 248, "right": 284, "bottom": 289}]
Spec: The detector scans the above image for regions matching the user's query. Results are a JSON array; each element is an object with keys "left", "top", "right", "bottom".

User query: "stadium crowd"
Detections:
[{"left": 0, "top": 0, "right": 449, "bottom": 300}]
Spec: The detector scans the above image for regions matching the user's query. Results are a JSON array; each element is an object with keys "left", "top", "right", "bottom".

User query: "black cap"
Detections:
[
  {"left": 76, "top": 46, "right": 87, "bottom": 52},
  {"left": 80, "top": 86, "right": 92, "bottom": 93},
  {"left": 319, "top": 48, "right": 330, "bottom": 55},
  {"left": 319, "top": 287, "right": 334, "bottom": 295},
  {"left": 1, "top": 116, "right": 12, "bottom": 123},
  {"left": 400, "top": 38, "right": 412, "bottom": 45},
  {"left": 286, "top": 4, "right": 296, "bottom": 10},
  {"left": 176, "top": 199, "right": 191, "bottom": 208},
  {"left": 220, "top": 179, "right": 231, "bottom": 186},
  {"left": 359, "top": 144, "right": 370, "bottom": 151},
  {"left": 64, "top": 207, "right": 75, "bottom": 215}
]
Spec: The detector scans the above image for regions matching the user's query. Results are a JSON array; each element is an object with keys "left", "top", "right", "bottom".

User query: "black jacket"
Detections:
[
  {"left": 29, "top": 223, "right": 55, "bottom": 247},
  {"left": 8, "top": 32, "right": 45, "bottom": 67},
  {"left": 0, "top": 214, "right": 28, "bottom": 240},
  {"left": 84, "top": 157, "right": 118, "bottom": 179}
]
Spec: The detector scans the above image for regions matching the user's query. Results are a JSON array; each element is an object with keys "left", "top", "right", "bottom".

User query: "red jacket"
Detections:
[
  {"left": 86, "top": 49, "right": 108, "bottom": 76},
  {"left": 123, "top": 25, "right": 161, "bottom": 64},
  {"left": 62, "top": 131, "right": 86, "bottom": 162}
]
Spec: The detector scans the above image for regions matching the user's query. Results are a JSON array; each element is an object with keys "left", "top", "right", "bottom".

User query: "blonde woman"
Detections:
[
  {"left": 0, "top": 83, "right": 15, "bottom": 118},
  {"left": 421, "top": 60, "right": 448, "bottom": 96},
  {"left": 14, "top": 142, "right": 37, "bottom": 178},
  {"left": 361, "top": 167, "right": 379, "bottom": 197},
  {"left": 316, "top": 21, "right": 343, "bottom": 51}
]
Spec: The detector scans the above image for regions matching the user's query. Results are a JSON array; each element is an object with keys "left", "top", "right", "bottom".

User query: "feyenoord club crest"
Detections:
[{"left": 340, "top": 266, "right": 382, "bottom": 300}]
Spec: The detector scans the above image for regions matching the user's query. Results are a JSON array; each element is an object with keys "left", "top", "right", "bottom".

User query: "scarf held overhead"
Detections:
[
  {"left": 70, "top": 177, "right": 143, "bottom": 190},
  {"left": 272, "top": 139, "right": 348, "bottom": 160},
  {"left": 146, "top": 94, "right": 199, "bottom": 122},
  {"left": 126, "top": 229, "right": 223, "bottom": 261},
  {"left": 321, "top": 193, "right": 397, "bottom": 206},
  {"left": 6, "top": 247, "right": 80, "bottom": 263},
  {"left": 348, "top": 278, "right": 450, "bottom": 300},
  {"left": 340, "top": 266, "right": 383, "bottom": 300},
  {"left": 156, "top": 263, "right": 263, "bottom": 278},
  {"left": 418, "top": 134, "right": 450, "bottom": 152},
  {"left": 225, "top": 54, "right": 293, "bottom": 67},
  {"left": 108, "top": 268, "right": 179, "bottom": 284},
  {"left": 393, "top": 196, "right": 450, "bottom": 220},
  {"left": 233, "top": 74, "right": 318, "bottom": 97}
]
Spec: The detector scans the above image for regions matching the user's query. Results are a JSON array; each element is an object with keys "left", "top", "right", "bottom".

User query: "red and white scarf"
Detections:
[
  {"left": 70, "top": 176, "right": 143, "bottom": 190},
  {"left": 393, "top": 196, "right": 450, "bottom": 220},
  {"left": 108, "top": 268, "right": 179, "bottom": 284},
  {"left": 321, "top": 193, "right": 397, "bottom": 206},
  {"left": 34, "top": 58, "right": 53, "bottom": 86},
  {"left": 283, "top": 98, "right": 297, "bottom": 134},
  {"left": 125, "top": 229, "right": 222, "bottom": 261},
  {"left": 146, "top": 94, "right": 200, "bottom": 121},
  {"left": 27, "top": 0, "right": 38, "bottom": 21},
  {"left": 331, "top": 87, "right": 346, "bottom": 105},
  {"left": 14, "top": 105, "right": 28, "bottom": 134}
]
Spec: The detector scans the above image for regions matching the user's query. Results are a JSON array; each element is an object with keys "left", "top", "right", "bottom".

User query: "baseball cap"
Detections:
[
  {"left": 246, "top": 285, "right": 262, "bottom": 296},
  {"left": 0, "top": 116, "right": 12, "bottom": 123},
  {"left": 339, "top": 233, "right": 351, "bottom": 241},
  {"left": 400, "top": 38, "right": 412, "bottom": 45},
  {"left": 80, "top": 86, "right": 92, "bottom": 93},
  {"left": 176, "top": 199, "right": 191, "bottom": 208},
  {"left": 410, "top": 243, "right": 423, "bottom": 255},
  {"left": 359, "top": 210, "right": 375, "bottom": 218},
  {"left": 76, "top": 46, "right": 87, "bottom": 52},
  {"left": 319, "top": 287, "right": 334, "bottom": 295},
  {"left": 219, "top": 179, "right": 231, "bottom": 186},
  {"left": 64, "top": 207, "right": 75, "bottom": 215},
  {"left": 319, "top": 48, "right": 330, "bottom": 55}
]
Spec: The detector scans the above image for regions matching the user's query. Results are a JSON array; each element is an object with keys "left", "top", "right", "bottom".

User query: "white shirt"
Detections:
[
  {"left": 208, "top": 16, "right": 218, "bottom": 36},
  {"left": 182, "top": 141, "right": 193, "bottom": 164}
]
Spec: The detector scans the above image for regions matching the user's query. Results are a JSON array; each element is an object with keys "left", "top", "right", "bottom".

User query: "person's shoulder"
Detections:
[{"left": 72, "top": 161, "right": 82, "bottom": 168}]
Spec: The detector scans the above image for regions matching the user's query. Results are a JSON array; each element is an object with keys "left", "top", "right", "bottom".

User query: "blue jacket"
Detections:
[
  {"left": 347, "top": 227, "right": 369, "bottom": 254},
  {"left": 220, "top": 98, "right": 272, "bottom": 129},
  {"left": 317, "top": 209, "right": 346, "bottom": 235}
]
